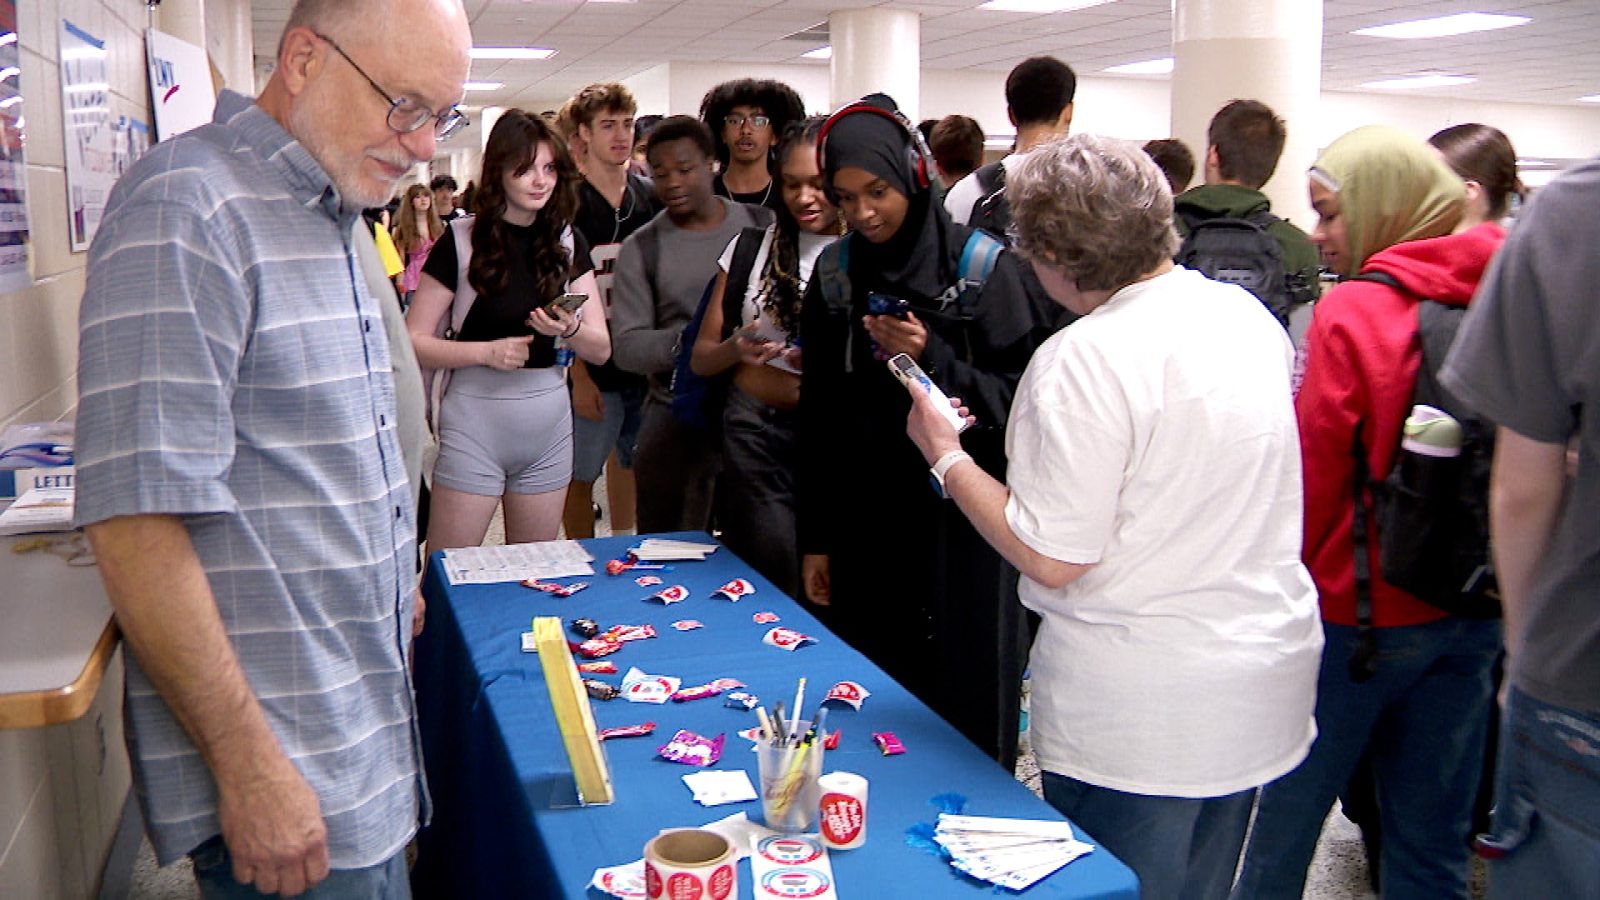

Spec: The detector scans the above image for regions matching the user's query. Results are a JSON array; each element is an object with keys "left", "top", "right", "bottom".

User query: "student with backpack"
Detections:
[
  {"left": 797, "top": 95, "right": 1059, "bottom": 767},
  {"left": 689, "top": 117, "right": 840, "bottom": 598},
  {"left": 1233, "top": 125, "right": 1504, "bottom": 900},
  {"left": 609, "top": 116, "right": 771, "bottom": 533},
  {"left": 1173, "top": 99, "right": 1319, "bottom": 332}
]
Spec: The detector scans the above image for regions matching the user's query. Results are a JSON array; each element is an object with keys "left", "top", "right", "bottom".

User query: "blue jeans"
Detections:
[
  {"left": 1480, "top": 688, "right": 1600, "bottom": 898},
  {"left": 570, "top": 384, "right": 644, "bottom": 482},
  {"left": 1043, "top": 772, "right": 1254, "bottom": 900},
  {"left": 190, "top": 836, "right": 410, "bottom": 900},
  {"left": 1232, "top": 617, "right": 1500, "bottom": 900}
]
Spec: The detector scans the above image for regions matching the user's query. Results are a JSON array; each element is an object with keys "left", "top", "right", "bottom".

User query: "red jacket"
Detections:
[{"left": 1297, "top": 223, "right": 1505, "bottom": 627}]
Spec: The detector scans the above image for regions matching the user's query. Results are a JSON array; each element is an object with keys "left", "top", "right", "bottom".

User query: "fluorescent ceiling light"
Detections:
[
  {"left": 800, "top": 46, "right": 832, "bottom": 60},
  {"left": 1353, "top": 12, "right": 1529, "bottom": 40},
  {"left": 979, "top": 0, "right": 1114, "bottom": 11},
  {"left": 470, "top": 47, "right": 555, "bottom": 60},
  {"left": 1360, "top": 73, "right": 1476, "bottom": 90},
  {"left": 1104, "top": 57, "right": 1173, "bottom": 75},
  {"left": 1515, "top": 159, "right": 1553, "bottom": 169},
  {"left": 463, "top": 81, "right": 504, "bottom": 91},
  {"left": 0, "top": 96, "right": 22, "bottom": 108},
  {"left": 0, "top": 32, "right": 15, "bottom": 48},
  {"left": 1579, "top": 94, "right": 1600, "bottom": 103}
]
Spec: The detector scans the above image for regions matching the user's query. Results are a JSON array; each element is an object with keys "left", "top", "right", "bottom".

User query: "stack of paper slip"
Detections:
[
  {"left": 935, "top": 814, "right": 1095, "bottom": 891},
  {"left": 0, "top": 484, "right": 75, "bottom": 536},
  {"left": 628, "top": 538, "right": 718, "bottom": 562},
  {"left": 682, "top": 769, "right": 758, "bottom": 806},
  {"left": 440, "top": 540, "right": 594, "bottom": 585}
]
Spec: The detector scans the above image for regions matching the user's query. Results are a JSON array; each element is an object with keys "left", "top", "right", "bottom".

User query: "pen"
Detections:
[
  {"left": 772, "top": 702, "right": 787, "bottom": 747},
  {"left": 790, "top": 677, "right": 806, "bottom": 744},
  {"left": 755, "top": 706, "right": 775, "bottom": 743}
]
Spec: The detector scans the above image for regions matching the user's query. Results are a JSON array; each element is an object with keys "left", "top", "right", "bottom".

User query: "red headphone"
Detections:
[{"left": 815, "top": 99, "right": 935, "bottom": 191}]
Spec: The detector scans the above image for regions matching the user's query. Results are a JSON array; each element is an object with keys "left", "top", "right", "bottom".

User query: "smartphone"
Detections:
[
  {"left": 546, "top": 292, "right": 587, "bottom": 316},
  {"left": 867, "top": 292, "right": 910, "bottom": 319},
  {"left": 887, "top": 353, "right": 971, "bottom": 433}
]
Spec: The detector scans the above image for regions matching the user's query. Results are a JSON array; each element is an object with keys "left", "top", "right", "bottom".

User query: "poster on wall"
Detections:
[
  {"left": 111, "top": 116, "right": 150, "bottom": 178},
  {"left": 59, "top": 19, "right": 115, "bottom": 252},
  {"left": 145, "top": 29, "right": 213, "bottom": 142},
  {"left": 0, "top": 0, "right": 34, "bottom": 294}
]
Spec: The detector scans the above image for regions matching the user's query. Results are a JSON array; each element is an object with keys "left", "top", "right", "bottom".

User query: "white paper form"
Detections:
[{"left": 442, "top": 540, "right": 594, "bottom": 585}]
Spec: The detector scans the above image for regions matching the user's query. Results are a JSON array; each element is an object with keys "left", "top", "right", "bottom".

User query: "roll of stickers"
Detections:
[
  {"left": 643, "top": 828, "right": 738, "bottom": 900},
  {"left": 818, "top": 771, "right": 869, "bottom": 850}
]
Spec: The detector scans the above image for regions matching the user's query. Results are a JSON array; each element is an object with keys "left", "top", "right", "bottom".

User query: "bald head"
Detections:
[{"left": 280, "top": 0, "right": 470, "bottom": 59}]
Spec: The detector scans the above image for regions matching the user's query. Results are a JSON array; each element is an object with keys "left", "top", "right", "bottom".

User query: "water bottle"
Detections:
[
  {"left": 554, "top": 335, "right": 574, "bottom": 368},
  {"left": 1398, "top": 404, "right": 1462, "bottom": 497}
]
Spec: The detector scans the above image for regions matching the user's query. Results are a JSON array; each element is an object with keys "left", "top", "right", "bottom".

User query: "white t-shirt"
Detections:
[
  {"left": 1006, "top": 265, "right": 1323, "bottom": 798},
  {"left": 943, "top": 152, "right": 1024, "bottom": 226},
  {"left": 717, "top": 228, "right": 834, "bottom": 375}
]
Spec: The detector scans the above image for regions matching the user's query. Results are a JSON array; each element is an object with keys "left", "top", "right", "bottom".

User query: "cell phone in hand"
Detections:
[
  {"left": 867, "top": 292, "right": 910, "bottom": 319},
  {"left": 546, "top": 292, "right": 587, "bottom": 317},
  {"left": 887, "top": 353, "right": 971, "bottom": 433}
]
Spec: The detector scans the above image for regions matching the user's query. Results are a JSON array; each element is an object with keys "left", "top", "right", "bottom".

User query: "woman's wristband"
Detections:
[{"left": 561, "top": 318, "right": 581, "bottom": 339}]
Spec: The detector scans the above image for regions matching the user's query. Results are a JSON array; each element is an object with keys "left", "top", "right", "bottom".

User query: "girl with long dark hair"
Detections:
[
  {"left": 690, "top": 116, "right": 841, "bottom": 596},
  {"left": 406, "top": 110, "right": 610, "bottom": 550}
]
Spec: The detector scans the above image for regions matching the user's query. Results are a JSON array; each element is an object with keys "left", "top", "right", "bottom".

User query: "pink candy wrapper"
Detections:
[
  {"left": 635, "top": 575, "right": 663, "bottom": 587},
  {"left": 824, "top": 680, "right": 871, "bottom": 711},
  {"left": 671, "top": 619, "right": 704, "bottom": 632},
  {"left": 621, "top": 667, "right": 681, "bottom": 703},
  {"left": 646, "top": 584, "right": 690, "bottom": 605},
  {"left": 574, "top": 638, "right": 622, "bottom": 659},
  {"left": 823, "top": 729, "right": 842, "bottom": 751},
  {"left": 578, "top": 660, "right": 619, "bottom": 674},
  {"left": 872, "top": 731, "right": 906, "bottom": 756},
  {"left": 670, "top": 678, "right": 745, "bottom": 703},
  {"left": 597, "top": 722, "right": 656, "bottom": 741},
  {"left": 752, "top": 611, "right": 780, "bottom": 624},
  {"left": 762, "top": 626, "right": 816, "bottom": 651},
  {"left": 656, "top": 729, "right": 725, "bottom": 766},
  {"left": 711, "top": 578, "right": 756, "bottom": 601},
  {"left": 521, "top": 579, "right": 589, "bottom": 597},
  {"left": 602, "top": 624, "right": 658, "bottom": 643}
]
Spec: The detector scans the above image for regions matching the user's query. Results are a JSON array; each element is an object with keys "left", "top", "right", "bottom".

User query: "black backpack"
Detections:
[
  {"left": 1345, "top": 270, "right": 1499, "bottom": 678},
  {"left": 967, "top": 162, "right": 1011, "bottom": 243},
  {"left": 1174, "top": 209, "right": 1304, "bottom": 329}
]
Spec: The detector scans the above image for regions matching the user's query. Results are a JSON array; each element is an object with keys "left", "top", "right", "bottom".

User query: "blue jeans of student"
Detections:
[
  {"left": 1480, "top": 688, "right": 1600, "bottom": 899},
  {"left": 1232, "top": 617, "right": 1500, "bottom": 900},
  {"left": 1042, "top": 772, "right": 1254, "bottom": 900},
  {"left": 190, "top": 836, "right": 410, "bottom": 900}
]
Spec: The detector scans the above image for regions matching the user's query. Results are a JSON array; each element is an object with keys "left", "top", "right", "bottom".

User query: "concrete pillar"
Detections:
[
  {"left": 204, "top": 0, "right": 255, "bottom": 96},
  {"left": 829, "top": 8, "right": 920, "bottom": 119},
  {"left": 1172, "top": 0, "right": 1323, "bottom": 227}
]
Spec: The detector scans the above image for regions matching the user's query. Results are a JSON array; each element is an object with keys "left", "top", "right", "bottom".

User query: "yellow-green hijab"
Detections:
[{"left": 1311, "top": 124, "right": 1465, "bottom": 277}]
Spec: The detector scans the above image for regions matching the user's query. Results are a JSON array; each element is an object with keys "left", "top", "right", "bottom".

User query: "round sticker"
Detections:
[
  {"left": 757, "top": 867, "right": 832, "bottom": 898},
  {"left": 755, "top": 835, "right": 823, "bottom": 865},
  {"left": 708, "top": 863, "right": 735, "bottom": 900},
  {"left": 666, "top": 870, "right": 702, "bottom": 900},
  {"left": 645, "top": 862, "right": 662, "bottom": 898}
]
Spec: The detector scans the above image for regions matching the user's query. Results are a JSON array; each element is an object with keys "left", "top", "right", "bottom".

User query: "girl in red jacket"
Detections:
[{"left": 1234, "top": 125, "right": 1505, "bottom": 900}]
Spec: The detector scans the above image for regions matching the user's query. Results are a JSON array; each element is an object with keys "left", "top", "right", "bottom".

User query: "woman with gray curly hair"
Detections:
[{"left": 905, "top": 134, "right": 1323, "bottom": 898}]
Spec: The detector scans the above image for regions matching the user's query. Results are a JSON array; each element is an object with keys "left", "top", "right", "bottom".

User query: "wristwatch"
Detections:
[{"left": 929, "top": 450, "right": 972, "bottom": 499}]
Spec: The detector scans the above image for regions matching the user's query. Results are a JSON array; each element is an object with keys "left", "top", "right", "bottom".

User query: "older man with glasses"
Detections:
[{"left": 73, "top": 0, "right": 471, "bottom": 897}]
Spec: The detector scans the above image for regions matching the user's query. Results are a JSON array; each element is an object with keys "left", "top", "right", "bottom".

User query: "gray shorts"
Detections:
[{"left": 432, "top": 366, "right": 573, "bottom": 496}]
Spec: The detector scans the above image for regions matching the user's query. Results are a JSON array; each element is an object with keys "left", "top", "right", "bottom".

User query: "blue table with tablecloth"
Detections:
[{"left": 410, "top": 532, "right": 1138, "bottom": 899}]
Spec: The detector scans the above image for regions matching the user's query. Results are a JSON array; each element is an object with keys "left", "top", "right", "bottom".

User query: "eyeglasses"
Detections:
[
  {"left": 315, "top": 33, "right": 468, "bottom": 141},
  {"left": 723, "top": 113, "right": 771, "bottom": 130}
]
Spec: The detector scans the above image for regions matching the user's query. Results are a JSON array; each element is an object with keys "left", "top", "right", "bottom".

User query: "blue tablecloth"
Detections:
[{"left": 412, "top": 533, "right": 1138, "bottom": 899}]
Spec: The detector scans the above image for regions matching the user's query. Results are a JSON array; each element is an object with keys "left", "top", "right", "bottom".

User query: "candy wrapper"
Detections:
[
  {"left": 752, "top": 611, "right": 780, "bottom": 624},
  {"left": 597, "top": 722, "right": 656, "bottom": 741},
  {"left": 763, "top": 626, "right": 817, "bottom": 651},
  {"left": 570, "top": 617, "right": 600, "bottom": 638},
  {"left": 605, "top": 557, "right": 669, "bottom": 576},
  {"left": 602, "top": 624, "right": 658, "bottom": 644},
  {"left": 583, "top": 679, "right": 620, "bottom": 701},
  {"left": 723, "top": 691, "right": 759, "bottom": 711},
  {"left": 671, "top": 619, "right": 704, "bottom": 632},
  {"left": 621, "top": 667, "right": 681, "bottom": 703},
  {"left": 521, "top": 579, "right": 588, "bottom": 597},
  {"left": 711, "top": 578, "right": 756, "bottom": 601},
  {"left": 578, "top": 660, "right": 619, "bottom": 675},
  {"left": 590, "top": 860, "right": 647, "bottom": 899},
  {"left": 872, "top": 731, "right": 906, "bottom": 756},
  {"left": 656, "top": 729, "right": 725, "bottom": 766},
  {"left": 671, "top": 678, "right": 744, "bottom": 703},
  {"left": 823, "top": 680, "right": 871, "bottom": 711},
  {"left": 635, "top": 575, "right": 663, "bottom": 587},
  {"left": 574, "top": 638, "right": 622, "bottom": 659},
  {"left": 645, "top": 584, "right": 690, "bottom": 605},
  {"left": 823, "top": 729, "right": 842, "bottom": 751}
]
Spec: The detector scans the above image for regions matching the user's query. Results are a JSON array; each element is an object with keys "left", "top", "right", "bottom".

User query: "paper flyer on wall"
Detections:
[
  {"left": 59, "top": 18, "right": 114, "bottom": 251},
  {"left": 0, "top": 0, "right": 32, "bottom": 294}
]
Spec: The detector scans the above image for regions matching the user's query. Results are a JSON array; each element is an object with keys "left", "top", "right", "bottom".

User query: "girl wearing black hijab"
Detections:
[{"left": 796, "top": 95, "right": 1064, "bottom": 766}]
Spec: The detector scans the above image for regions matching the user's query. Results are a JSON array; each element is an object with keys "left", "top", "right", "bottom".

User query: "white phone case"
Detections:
[{"left": 888, "top": 353, "right": 971, "bottom": 433}]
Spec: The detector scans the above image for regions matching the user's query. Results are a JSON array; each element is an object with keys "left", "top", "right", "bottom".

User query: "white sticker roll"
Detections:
[
  {"left": 817, "top": 771, "right": 869, "bottom": 850},
  {"left": 643, "top": 828, "right": 737, "bottom": 900}
]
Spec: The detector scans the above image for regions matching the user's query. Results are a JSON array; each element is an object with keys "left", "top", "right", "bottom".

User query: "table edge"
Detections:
[{"left": 0, "top": 617, "right": 120, "bottom": 729}]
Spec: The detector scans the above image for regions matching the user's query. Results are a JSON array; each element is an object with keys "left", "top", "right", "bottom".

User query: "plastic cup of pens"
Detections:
[{"left": 756, "top": 721, "right": 823, "bottom": 833}]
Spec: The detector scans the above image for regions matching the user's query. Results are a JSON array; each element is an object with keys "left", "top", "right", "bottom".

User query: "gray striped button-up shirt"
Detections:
[{"left": 74, "top": 91, "right": 424, "bottom": 868}]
